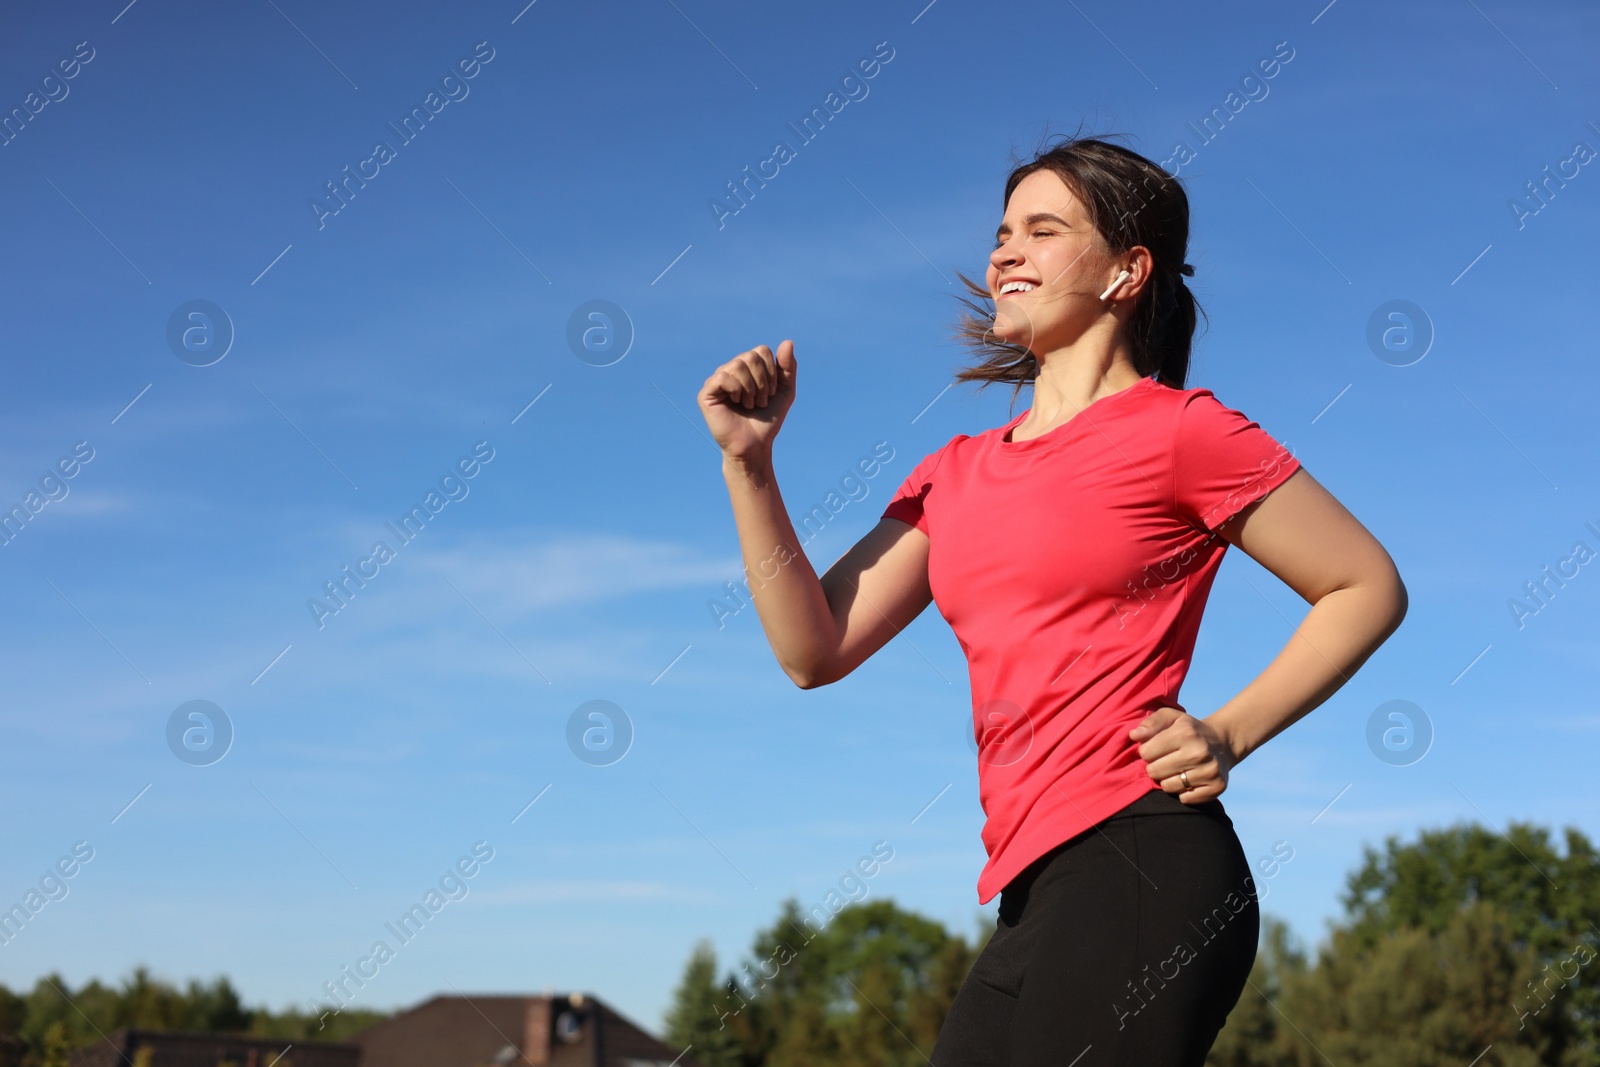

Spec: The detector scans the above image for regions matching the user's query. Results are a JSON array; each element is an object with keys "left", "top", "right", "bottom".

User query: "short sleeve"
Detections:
[
  {"left": 1172, "top": 390, "right": 1301, "bottom": 534},
  {"left": 880, "top": 440, "right": 955, "bottom": 535}
]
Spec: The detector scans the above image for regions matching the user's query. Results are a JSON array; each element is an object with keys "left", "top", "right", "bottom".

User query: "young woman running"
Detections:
[{"left": 696, "top": 135, "right": 1407, "bottom": 1065}]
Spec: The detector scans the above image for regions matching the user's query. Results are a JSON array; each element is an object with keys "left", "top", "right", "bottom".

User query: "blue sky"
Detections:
[{"left": 1, "top": 0, "right": 1596, "bottom": 1040}]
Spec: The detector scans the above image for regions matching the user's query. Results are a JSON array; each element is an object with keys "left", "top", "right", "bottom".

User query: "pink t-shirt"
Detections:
[{"left": 880, "top": 375, "right": 1301, "bottom": 904}]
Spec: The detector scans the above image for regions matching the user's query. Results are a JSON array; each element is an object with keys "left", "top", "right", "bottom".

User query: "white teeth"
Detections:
[{"left": 1000, "top": 281, "right": 1036, "bottom": 295}]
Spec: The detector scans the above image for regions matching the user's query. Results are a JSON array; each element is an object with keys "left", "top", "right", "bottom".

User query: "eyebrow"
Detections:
[{"left": 995, "top": 212, "right": 1072, "bottom": 241}]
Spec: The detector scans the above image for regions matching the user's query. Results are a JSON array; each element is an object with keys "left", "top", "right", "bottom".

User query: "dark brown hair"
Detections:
[{"left": 950, "top": 130, "right": 1206, "bottom": 401}]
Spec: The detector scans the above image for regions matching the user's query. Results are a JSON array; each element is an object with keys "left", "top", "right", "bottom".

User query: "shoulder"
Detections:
[
  {"left": 1150, "top": 379, "right": 1279, "bottom": 436},
  {"left": 901, "top": 430, "right": 973, "bottom": 483},
  {"left": 1147, "top": 377, "right": 1223, "bottom": 410}
]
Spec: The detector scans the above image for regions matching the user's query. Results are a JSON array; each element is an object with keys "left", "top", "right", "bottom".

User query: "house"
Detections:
[
  {"left": 355, "top": 992, "right": 694, "bottom": 1067},
  {"left": 68, "top": 1029, "right": 358, "bottom": 1067}
]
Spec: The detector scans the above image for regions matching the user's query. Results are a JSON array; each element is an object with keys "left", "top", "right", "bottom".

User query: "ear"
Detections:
[{"left": 1115, "top": 245, "right": 1158, "bottom": 303}]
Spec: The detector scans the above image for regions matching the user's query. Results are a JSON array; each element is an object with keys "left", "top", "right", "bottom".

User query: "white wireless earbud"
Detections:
[{"left": 1098, "top": 269, "right": 1132, "bottom": 301}]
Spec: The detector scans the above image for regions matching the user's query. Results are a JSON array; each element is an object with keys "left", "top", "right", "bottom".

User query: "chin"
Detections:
[{"left": 990, "top": 306, "right": 1038, "bottom": 349}]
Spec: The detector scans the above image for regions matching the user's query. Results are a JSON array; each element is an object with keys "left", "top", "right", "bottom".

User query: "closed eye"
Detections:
[{"left": 993, "top": 230, "right": 1055, "bottom": 249}]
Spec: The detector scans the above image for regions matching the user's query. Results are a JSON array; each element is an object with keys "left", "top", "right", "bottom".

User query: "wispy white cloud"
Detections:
[
  {"left": 49, "top": 490, "right": 140, "bottom": 517},
  {"left": 410, "top": 531, "right": 739, "bottom": 615},
  {"left": 0, "top": 529, "right": 747, "bottom": 744}
]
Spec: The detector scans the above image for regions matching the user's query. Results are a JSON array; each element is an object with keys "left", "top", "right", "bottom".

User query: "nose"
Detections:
[{"left": 990, "top": 238, "right": 1020, "bottom": 273}]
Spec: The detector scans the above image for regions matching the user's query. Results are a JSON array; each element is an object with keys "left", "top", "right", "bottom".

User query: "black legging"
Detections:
[{"left": 932, "top": 788, "right": 1259, "bottom": 1066}]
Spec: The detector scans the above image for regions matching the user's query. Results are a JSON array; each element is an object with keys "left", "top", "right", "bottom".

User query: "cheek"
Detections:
[
  {"left": 1047, "top": 243, "right": 1099, "bottom": 292},
  {"left": 1040, "top": 244, "right": 1076, "bottom": 281}
]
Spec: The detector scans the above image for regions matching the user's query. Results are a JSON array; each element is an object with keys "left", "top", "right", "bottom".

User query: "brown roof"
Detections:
[
  {"left": 69, "top": 1029, "right": 359, "bottom": 1067},
  {"left": 353, "top": 993, "right": 696, "bottom": 1067}
]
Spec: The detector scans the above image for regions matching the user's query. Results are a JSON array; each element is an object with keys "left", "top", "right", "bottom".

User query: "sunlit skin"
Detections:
[
  {"left": 698, "top": 167, "right": 1407, "bottom": 805},
  {"left": 985, "top": 168, "right": 1152, "bottom": 436}
]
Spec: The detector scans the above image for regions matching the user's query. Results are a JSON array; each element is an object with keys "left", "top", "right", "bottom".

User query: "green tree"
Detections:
[
  {"left": 663, "top": 940, "right": 743, "bottom": 1067},
  {"left": 1277, "top": 899, "right": 1547, "bottom": 1067},
  {"left": 1341, "top": 820, "right": 1599, "bottom": 1057},
  {"left": 1207, "top": 820, "right": 1599, "bottom": 1067},
  {"left": 177, "top": 977, "right": 250, "bottom": 1032},
  {"left": 0, "top": 986, "right": 27, "bottom": 1038},
  {"left": 0, "top": 969, "right": 387, "bottom": 1065},
  {"left": 243, "top": 1006, "right": 388, "bottom": 1043},
  {"left": 665, "top": 897, "right": 977, "bottom": 1067},
  {"left": 36, "top": 1023, "right": 68, "bottom": 1067},
  {"left": 18, "top": 975, "right": 92, "bottom": 1061}
]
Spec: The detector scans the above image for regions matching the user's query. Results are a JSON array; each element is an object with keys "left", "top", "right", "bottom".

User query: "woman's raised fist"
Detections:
[{"left": 697, "top": 339, "right": 798, "bottom": 465}]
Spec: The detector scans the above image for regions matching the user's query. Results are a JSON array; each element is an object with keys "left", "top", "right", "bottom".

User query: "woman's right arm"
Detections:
[{"left": 700, "top": 341, "right": 933, "bottom": 689}]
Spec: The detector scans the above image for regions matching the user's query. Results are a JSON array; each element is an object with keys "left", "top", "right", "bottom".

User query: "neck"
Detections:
[{"left": 1025, "top": 332, "right": 1143, "bottom": 426}]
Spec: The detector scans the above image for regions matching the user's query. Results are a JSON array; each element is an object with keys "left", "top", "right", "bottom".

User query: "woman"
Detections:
[{"left": 695, "top": 135, "right": 1407, "bottom": 1065}]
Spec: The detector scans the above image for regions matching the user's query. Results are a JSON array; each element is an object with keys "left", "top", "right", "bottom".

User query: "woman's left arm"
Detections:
[{"left": 1133, "top": 465, "right": 1409, "bottom": 801}]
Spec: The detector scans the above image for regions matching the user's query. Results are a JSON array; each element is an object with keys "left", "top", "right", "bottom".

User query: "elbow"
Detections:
[
  {"left": 787, "top": 669, "right": 829, "bottom": 691},
  {"left": 1381, "top": 551, "right": 1409, "bottom": 628},
  {"left": 1367, "top": 562, "right": 1409, "bottom": 641},
  {"left": 783, "top": 658, "right": 838, "bottom": 690},
  {"left": 1322, "top": 560, "right": 1408, "bottom": 642},
  {"left": 1388, "top": 571, "right": 1409, "bottom": 634}
]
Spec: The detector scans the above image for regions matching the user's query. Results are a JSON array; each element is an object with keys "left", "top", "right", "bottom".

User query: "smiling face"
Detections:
[{"left": 985, "top": 168, "right": 1120, "bottom": 353}]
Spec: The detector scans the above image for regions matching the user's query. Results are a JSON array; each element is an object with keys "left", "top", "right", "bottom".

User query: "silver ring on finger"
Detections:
[{"left": 1179, "top": 770, "right": 1193, "bottom": 791}]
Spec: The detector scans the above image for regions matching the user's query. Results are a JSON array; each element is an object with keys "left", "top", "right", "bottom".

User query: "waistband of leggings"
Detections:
[
  {"left": 1002, "top": 791, "right": 1238, "bottom": 898},
  {"left": 1106, "top": 788, "right": 1231, "bottom": 823}
]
